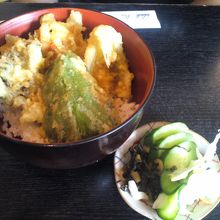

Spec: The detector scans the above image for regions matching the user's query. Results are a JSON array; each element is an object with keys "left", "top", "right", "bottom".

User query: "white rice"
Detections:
[
  {"left": 1, "top": 99, "right": 138, "bottom": 144},
  {"left": 1, "top": 104, "right": 49, "bottom": 143}
]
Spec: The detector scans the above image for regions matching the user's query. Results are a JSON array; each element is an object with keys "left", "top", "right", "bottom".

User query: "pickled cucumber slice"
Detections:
[
  {"left": 154, "top": 191, "right": 179, "bottom": 220},
  {"left": 160, "top": 170, "right": 186, "bottom": 195},
  {"left": 156, "top": 132, "right": 194, "bottom": 158},
  {"left": 163, "top": 141, "right": 198, "bottom": 171},
  {"left": 158, "top": 132, "right": 193, "bottom": 149},
  {"left": 143, "top": 122, "right": 189, "bottom": 145}
]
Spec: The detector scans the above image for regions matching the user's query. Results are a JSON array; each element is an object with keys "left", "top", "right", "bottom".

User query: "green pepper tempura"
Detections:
[{"left": 43, "top": 53, "right": 116, "bottom": 142}]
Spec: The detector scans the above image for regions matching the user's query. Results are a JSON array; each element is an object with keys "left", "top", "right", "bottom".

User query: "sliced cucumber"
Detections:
[
  {"left": 155, "top": 191, "right": 179, "bottom": 220},
  {"left": 163, "top": 141, "right": 198, "bottom": 170},
  {"left": 143, "top": 122, "right": 189, "bottom": 145},
  {"left": 188, "top": 141, "right": 198, "bottom": 161},
  {"left": 160, "top": 170, "right": 185, "bottom": 195},
  {"left": 157, "top": 132, "right": 194, "bottom": 158}
]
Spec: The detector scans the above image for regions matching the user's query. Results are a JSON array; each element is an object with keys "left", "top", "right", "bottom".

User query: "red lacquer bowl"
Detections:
[{"left": 0, "top": 8, "right": 155, "bottom": 169}]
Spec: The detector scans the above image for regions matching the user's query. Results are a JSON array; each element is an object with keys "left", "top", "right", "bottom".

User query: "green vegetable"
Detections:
[
  {"left": 160, "top": 170, "right": 186, "bottom": 195},
  {"left": 163, "top": 141, "right": 198, "bottom": 170},
  {"left": 43, "top": 53, "right": 115, "bottom": 142},
  {"left": 156, "top": 132, "right": 194, "bottom": 158},
  {"left": 158, "top": 132, "right": 193, "bottom": 150},
  {"left": 155, "top": 190, "right": 179, "bottom": 220},
  {"left": 143, "top": 122, "right": 189, "bottom": 145}
]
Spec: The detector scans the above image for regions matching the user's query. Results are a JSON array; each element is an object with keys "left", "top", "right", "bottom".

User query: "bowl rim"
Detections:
[{"left": 0, "top": 7, "right": 156, "bottom": 147}]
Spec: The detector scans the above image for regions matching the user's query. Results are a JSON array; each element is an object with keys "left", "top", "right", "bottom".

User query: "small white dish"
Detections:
[{"left": 114, "top": 122, "right": 220, "bottom": 220}]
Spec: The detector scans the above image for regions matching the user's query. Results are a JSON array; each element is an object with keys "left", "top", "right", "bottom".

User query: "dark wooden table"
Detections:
[{"left": 0, "top": 2, "right": 219, "bottom": 220}]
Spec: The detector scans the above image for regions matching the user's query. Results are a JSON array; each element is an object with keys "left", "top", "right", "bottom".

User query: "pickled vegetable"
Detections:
[
  {"left": 163, "top": 141, "right": 198, "bottom": 170},
  {"left": 143, "top": 122, "right": 189, "bottom": 145},
  {"left": 154, "top": 190, "right": 179, "bottom": 220},
  {"left": 160, "top": 170, "right": 186, "bottom": 195}
]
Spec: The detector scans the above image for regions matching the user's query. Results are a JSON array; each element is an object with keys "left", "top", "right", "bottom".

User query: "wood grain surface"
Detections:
[{"left": 0, "top": 3, "right": 219, "bottom": 220}]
